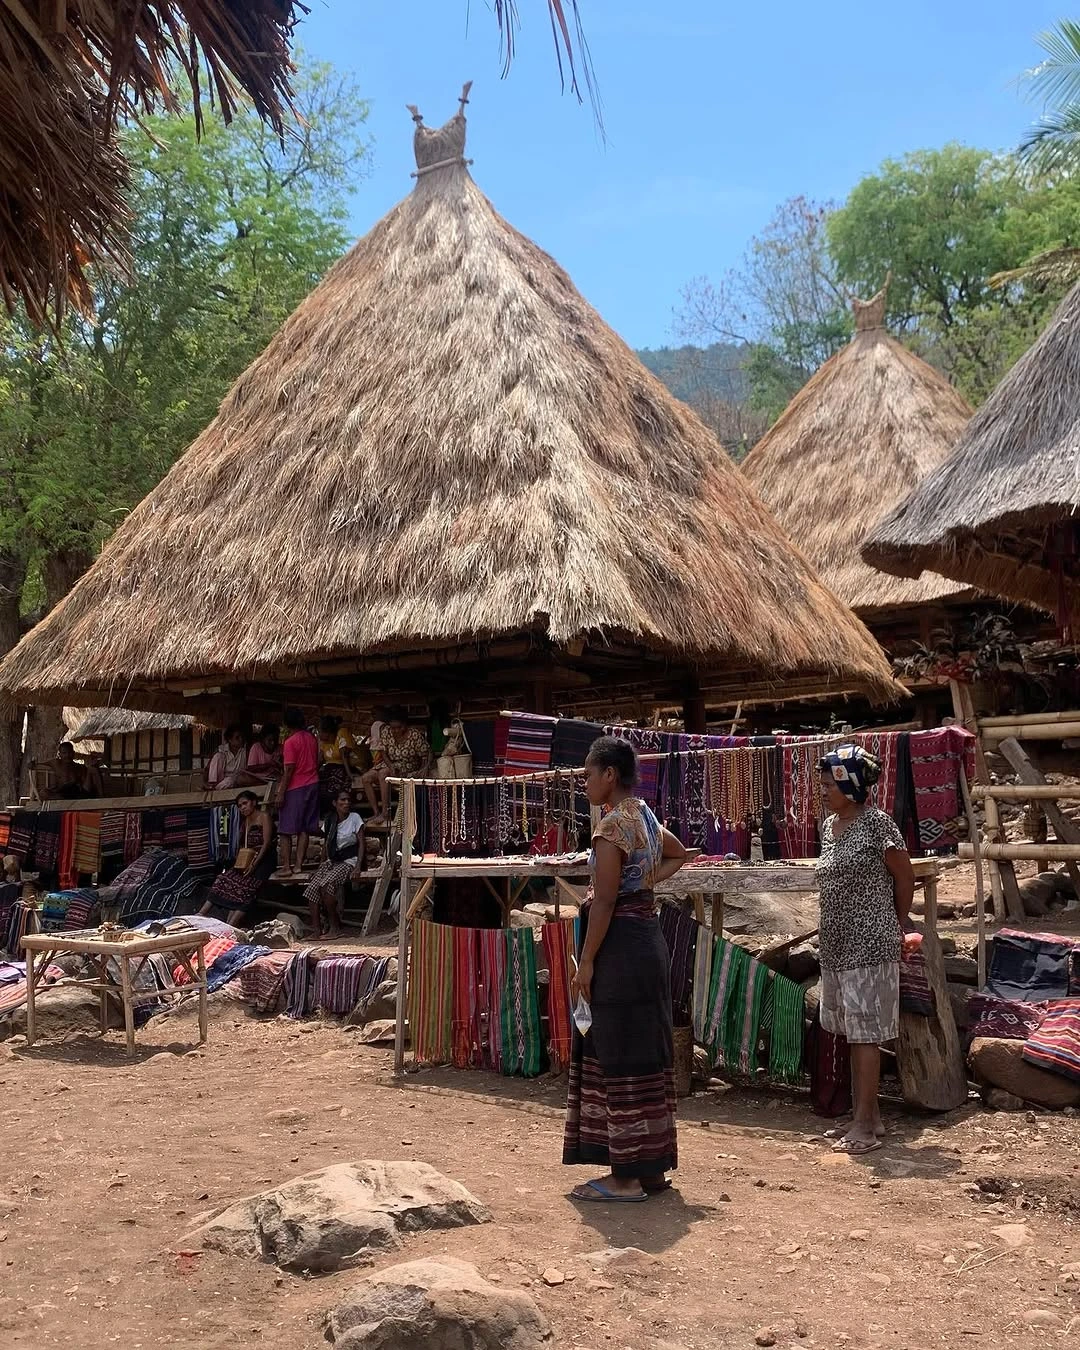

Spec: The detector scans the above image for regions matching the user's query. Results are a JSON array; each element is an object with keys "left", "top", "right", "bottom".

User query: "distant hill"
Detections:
[
  {"left": 636, "top": 341, "right": 765, "bottom": 461},
  {"left": 636, "top": 342, "right": 748, "bottom": 405}
]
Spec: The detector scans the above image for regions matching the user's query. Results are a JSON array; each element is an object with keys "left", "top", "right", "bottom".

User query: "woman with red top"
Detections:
[{"left": 276, "top": 707, "right": 320, "bottom": 877}]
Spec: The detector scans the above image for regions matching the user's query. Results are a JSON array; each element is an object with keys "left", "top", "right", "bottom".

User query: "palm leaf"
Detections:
[
  {"left": 990, "top": 245, "right": 1080, "bottom": 290},
  {"left": 1023, "top": 20, "right": 1080, "bottom": 111},
  {"left": 1017, "top": 104, "right": 1080, "bottom": 175},
  {"left": 493, "top": 2, "right": 601, "bottom": 122}
]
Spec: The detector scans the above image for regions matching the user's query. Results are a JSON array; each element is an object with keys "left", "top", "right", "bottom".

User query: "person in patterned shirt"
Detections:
[
  {"left": 816, "top": 745, "right": 919, "bottom": 1156},
  {"left": 362, "top": 707, "right": 429, "bottom": 823}
]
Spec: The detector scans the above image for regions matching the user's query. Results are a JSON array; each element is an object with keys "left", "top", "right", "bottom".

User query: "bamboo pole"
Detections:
[
  {"left": 957, "top": 766, "right": 986, "bottom": 986},
  {"left": 959, "top": 842, "right": 1080, "bottom": 862},
  {"left": 980, "top": 721, "right": 1080, "bottom": 742},
  {"left": 393, "top": 779, "right": 417, "bottom": 1076},
  {"left": 973, "top": 784, "right": 1080, "bottom": 800},
  {"left": 978, "top": 710, "right": 1080, "bottom": 728}
]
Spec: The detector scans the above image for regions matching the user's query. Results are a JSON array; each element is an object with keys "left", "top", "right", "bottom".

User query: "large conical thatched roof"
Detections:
[
  {"left": 863, "top": 280, "right": 1080, "bottom": 615},
  {"left": 0, "top": 88, "right": 895, "bottom": 715},
  {"left": 742, "top": 287, "right": 973, "bottom": 615}
]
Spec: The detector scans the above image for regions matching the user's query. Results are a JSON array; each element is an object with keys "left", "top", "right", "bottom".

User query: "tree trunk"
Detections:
[
  {"left": 26, "top": 548, "right": 94, "bottom": 777},
  {"left": 0, "top": 551, "right": 26, "bottom": 804}
]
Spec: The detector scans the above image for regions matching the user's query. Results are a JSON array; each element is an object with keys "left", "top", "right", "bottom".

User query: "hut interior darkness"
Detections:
[{"left": 0, "top": 89, "right": 899, "bottom": 731}]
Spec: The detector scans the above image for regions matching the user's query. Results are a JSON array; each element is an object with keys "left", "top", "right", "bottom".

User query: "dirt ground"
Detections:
[{"left": 1, "top": 971, "right": 1078, "bottom": 1350}]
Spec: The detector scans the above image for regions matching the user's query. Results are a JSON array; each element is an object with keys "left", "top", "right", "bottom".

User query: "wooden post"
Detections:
[
  {"left": 711, "top": 893, "right": 723, "bottom": 934},
  {"left": 691, "top": 891, "right": 706, "bottom": 924},
  {"left": 950, "top": 679, "right": 1006, "bottom": 921},
  {"left": 25, "top": 949, "right": 40, "bottom": 1047},
  {"left": 196, "top": 941, "right": 208, "bottom": 1045},
  {"left": 97, "top": 955, "right": 109, "bottom": 1034},
  {"left": 393, "top": 780, "right": 417, "bottom": 1075},
  {"left": 957, "top": 767, "right": 986, "bottom": 988},
  {"left": 120, "top": 954, "right": 136, "bottom": 1056},
  {"left": 897, "top": 864, "right": 968, "bottom": 1111},
  {"left": 682, "top": 676, "right": 706, "bottom": 735}
]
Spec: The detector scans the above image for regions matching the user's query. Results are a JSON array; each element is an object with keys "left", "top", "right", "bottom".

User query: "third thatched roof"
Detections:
[
  {"left": 0, "top": 88, "right": 896, "bottom": 712},
  {"left": 863, "top": 278, "right": 1080, "bottom": 616},
  {"left": 742, "top": 287, "right": 973, "bottom": 615}
]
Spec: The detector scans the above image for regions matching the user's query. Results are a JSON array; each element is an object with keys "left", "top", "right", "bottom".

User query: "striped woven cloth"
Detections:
[
  {"left": 100, "top": 812, "right": 126, "bottom": 863},
  {"left": 658, "top": 901, "right": 698, "bottom": 1017},
  {"left": 501, "top": 926, "right": 542, "bottom": 1076},
  {"left": 541, "top": 918, "right": 575, "bottom": 1070},
  {"left": 73, "top": 813, "right": 102, "bottom": 878},
  {"left": 767, "top": 970, "right": 805, "bottom": 1083},
  {"left": 239, "top": 951, "right": 294, "bottom": 1014},
  {"left": 1021, "top": 998, "right": 1080, "bottom": 1083},
  {"left": 451, "top": 927, "right": 479, "bottom": 1068},
  {"left": 478, "top": 926, "right": 507, "bottom": 1071},
  {"left": 691, "top": 929, "right": 714, "bottom": 1045},
  {"left": 123, "top": 812, "right": 143, "bottom": 864},
  {"left": 172, "top": 937, "right": 236, "bottom": 985},
  {"left": 409, "top": 920, "right": 453, "bottom": 1064},
  {"left": 284, "top": 949, "right": 319, "bottom": 1018},
  {"left": 313, "top": 954, "right": 389, "bottom": 1016},
  {"left": 503, "top": 713, "right": 556, "bottom": 776}
]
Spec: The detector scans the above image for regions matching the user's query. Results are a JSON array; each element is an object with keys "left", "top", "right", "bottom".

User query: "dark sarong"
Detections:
[{"left": 563, "top": 890, "right": 678, "bottom": 1178}]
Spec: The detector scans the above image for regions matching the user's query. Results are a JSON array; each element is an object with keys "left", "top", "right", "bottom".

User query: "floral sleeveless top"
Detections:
[{"left": 590, "top": 798, "right": 664, "bottom": 896}]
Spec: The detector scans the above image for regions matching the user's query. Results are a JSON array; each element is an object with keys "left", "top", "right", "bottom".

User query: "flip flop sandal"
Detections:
[
  {"left": 570, "top": 1180, "right": 648, "bottom": 1203},
  {"left": 831, "top": 1137, "right": 882, "bottom": 1156},
  {"left": 823, "top": 1126, "right": 886, "bottom": 1140}
]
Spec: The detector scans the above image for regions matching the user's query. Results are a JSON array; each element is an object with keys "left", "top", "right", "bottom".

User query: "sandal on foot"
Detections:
[
  {"left": 570, "top": 1180, "right": 648, "bottom": 1203},
  {"left": 831, "top": 1136, "right": 882, "bottom": 1155}
]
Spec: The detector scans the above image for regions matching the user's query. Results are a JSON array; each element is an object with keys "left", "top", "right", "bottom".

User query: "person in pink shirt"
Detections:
[{"left": 276, "top": 707, "right": 320, "bottom": 876}]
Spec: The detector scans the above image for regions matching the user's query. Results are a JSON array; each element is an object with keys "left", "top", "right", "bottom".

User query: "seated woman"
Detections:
[
  {"left": 200, "top": 791, "right": 276, "bottom": 927},
  {"left": 303, "top": 790, "right": 364, "bottom": 939},
  {"left": 52, "top": 742, "right": 104, "bottom": 799},
  {"left": 204, "top": 725, "right": 248, "bottom": 791},
  {"left": 246, "top": 724, "right": 282, "bottom": 784},
  {"left": 361, "top": 707, "right": 429, "bottom": 825},
  {"left": 318, "top": 715, "right": 360, "bottom": 808}
]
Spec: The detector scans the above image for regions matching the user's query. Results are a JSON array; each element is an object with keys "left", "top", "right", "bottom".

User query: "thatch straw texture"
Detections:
[
  {"left": 0, "top": 0, "right": 300, "bottom": 324},
  {"left": 0, "top": 93, "right": 895, "bottom": 710},
  {"left": 64, "top": 707, "right": 193, "bottom": 741},
  {"left": 742, "top": 289, "right": 973, "bottom": 614},
  {"left": 863, "top": 279, "right": 1080, "bottom": 615}
]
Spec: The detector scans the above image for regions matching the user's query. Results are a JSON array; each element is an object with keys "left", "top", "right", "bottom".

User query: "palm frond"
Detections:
[
  {"left": 1017, "top": 104, "right": 1080, "bottom": 175},
  {"left": 990, "top": 245, "right": 1080, "bottom": 290},
  {"left": 1023, "top": 19, "right": 1080, "bottom": 110},
  {"left": 493, "top": 1, "right": 601, "bottom": 124}
]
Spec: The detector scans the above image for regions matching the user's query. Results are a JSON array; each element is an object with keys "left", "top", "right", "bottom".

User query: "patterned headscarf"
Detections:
[{"left": 818, "top": 744, "right": 881, "bottom": 805}]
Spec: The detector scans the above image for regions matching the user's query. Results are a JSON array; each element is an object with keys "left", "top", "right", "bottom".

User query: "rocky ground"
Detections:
[{"left": 0, "top": 989, "right": 1077, "bottom": 1350}]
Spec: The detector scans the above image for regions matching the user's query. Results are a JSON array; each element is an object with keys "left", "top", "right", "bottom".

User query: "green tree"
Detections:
[
  {"left": 827, "top": 144, "right": 1080, "bottom": 401},
  {"left": 0, "top": 59, "right": 369, "bottom": 793},
  {"left": 677, "top": 196, "right": 850, "bottom": 421}
]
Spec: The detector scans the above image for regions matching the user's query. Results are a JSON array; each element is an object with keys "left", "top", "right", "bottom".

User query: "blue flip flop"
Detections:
[{"left": 570, "top": 1179, "right": 648, "bottom": 1203}]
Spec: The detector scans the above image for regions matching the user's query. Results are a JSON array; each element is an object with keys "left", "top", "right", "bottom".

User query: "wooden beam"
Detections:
[
  {"left": 973, "top": 783, "right": 1080, "bottom": 800},
  {"left": 960, "top": 842, "right": 1080, "bottom": 862},
  {"left": 981, "top": 721, "right": 1080, "bottom": 742},
  {"left": 997, "top": 737, "right": 1080, "bottom": 900}
]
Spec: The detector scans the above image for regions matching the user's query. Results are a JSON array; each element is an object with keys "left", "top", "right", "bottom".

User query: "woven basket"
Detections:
[{"left": 673, "top": 1023, "right": 694, "bottom": 1098}]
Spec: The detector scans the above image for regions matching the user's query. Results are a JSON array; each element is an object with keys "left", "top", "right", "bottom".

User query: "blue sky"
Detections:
[{"left": 297, "top": 1, "right": 1065, "bottom": 349}]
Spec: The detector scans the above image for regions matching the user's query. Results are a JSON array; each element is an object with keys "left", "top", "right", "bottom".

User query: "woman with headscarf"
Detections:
[{"left": 816, "top": 745, "right": 920, "bottom": 1155}]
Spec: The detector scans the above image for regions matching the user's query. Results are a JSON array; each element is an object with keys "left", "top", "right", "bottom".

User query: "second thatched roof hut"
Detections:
[
  {"left": 742, "top": 287, "right": 973, "bottom": 627},
  {"left": 863, "top": 279, "right": 1080, "bottom": 620},
  {"left": 0, "top": 89, "right": 896, "bottom": 722}
]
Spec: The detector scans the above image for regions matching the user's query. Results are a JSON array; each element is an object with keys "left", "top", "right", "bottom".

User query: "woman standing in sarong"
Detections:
[{"left": 564, "top": 736, "right": 688, "bottom": 1203}]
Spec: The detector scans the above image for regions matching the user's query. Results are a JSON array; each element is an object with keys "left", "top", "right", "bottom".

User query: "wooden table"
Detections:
[
  {"left": 21, "top": 929, "right": 211, "bottom": 1055},
  {"left": 656, "top": 858, "right": 941, "bottom": 931}
]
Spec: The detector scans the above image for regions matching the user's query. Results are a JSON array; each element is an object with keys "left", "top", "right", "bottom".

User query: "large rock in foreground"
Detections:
[
  {"left": 326, "top": 1257, "right": 552, "bottom": 1349},
  {"left": 184, "top": 1162, "right": 491, "bottom": 1272},
  {"left": 970, "top": 1037, "right": 1080, "bottom": 1110}
]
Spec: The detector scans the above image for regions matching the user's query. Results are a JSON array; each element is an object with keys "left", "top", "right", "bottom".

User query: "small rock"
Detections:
[
  {"left": 267, "top": 1109, "right": 306, "bottom": 1127},
  {"left": 774, "top": 1243, "right": 800, "bottom": 1256},
  {"left": 717, "top": 1192, "right": 732, "bottom": 1203},
  {"left": 581, "top": 1247, "right": 660, "bottom": 1275},
  {"left": 541, "top": 1268, "right": 565, "bottom": 1287},
  {"left": 753, "top": 1178, "right": 767, "bottom": 1188},
  {"left": 755, "top": 1331, "right": 777, "bottom": 1348},
  {"left": 777, "top": 1183, "right": 796, "bottom": 1193},
  {"left": 1022, "top": 1309, "right": 1061, "bottom": 1328},
  {"left": 866, "top": 1273, "right": 891, "bottom": 1288},
  {"left": 848, "top": 1230, "right": 870, "bottom": 1241},
  {"left": 990, "top": 1224, "right": 1031, "bottom": 1249}
]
